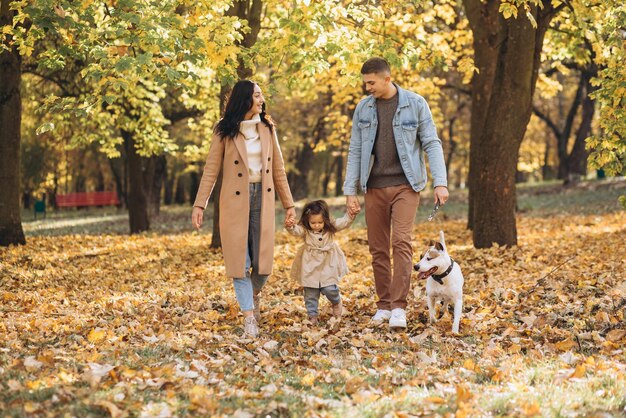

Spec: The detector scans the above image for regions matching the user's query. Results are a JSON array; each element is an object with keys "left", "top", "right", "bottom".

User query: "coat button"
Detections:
[
  {"left": 238, "top": 173, "right": 242, "bottom": 177},
  {"left": 318, "top": 238, "right": 322, "bottom": 241},
  {"left": 267, "top": 188, "right": 272, "bottom": 192},
  {"left": 266, "top": 169, "right": 269, "bottom": 173},
  {"left": 235, "top": 191, "right": 240, "bottom": 195},
  {"left": 234, "top": 160, "right": 239, "bottom": 164},
  {"left": 267, "top": 157, "right": 271, "bottom": 161}
]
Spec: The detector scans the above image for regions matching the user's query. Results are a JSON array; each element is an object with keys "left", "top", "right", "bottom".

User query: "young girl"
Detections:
[{"left": 285, "top": 200, "right": 356, "bottom": 325}]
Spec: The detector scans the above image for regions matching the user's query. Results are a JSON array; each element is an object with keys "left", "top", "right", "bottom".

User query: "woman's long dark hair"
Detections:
[
  {"left": 299, "top": 200, "right": 337, "bottom": 234},
  {"left": 214, "top": 80, "right": 273, "bottom": 140}
]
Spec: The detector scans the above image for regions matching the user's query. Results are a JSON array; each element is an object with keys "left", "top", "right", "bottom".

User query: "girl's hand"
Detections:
[
  {"left": 191, "top": 206, "right": 204, "bottom": 230},
  {"left": 346, "top": 195, "right": 360, "bottom": 217},
  {"left": 285, "top": 207, "right": 296, "bottom": 227}
]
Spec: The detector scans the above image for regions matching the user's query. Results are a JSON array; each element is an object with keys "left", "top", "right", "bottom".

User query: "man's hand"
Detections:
[
  {"left": 434, "top": 186, "right": 449, "bottom": 205},
  {"left": 346, "top": 195, "right": 361, "bottom": 217},
  {"left": 191, "top": 206, "right": 204, "bottom": 230}
]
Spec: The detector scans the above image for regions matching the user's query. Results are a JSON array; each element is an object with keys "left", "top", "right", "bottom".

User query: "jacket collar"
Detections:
[{"left": 366, "top": 83, "right": 409, "bottom": 109}]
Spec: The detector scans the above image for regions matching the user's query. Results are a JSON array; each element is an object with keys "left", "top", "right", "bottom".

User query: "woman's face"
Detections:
[{"left": 247, "top": 84, "right": 265, "bottom": 117}]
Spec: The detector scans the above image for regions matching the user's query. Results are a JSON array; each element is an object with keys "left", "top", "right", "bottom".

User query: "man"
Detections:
[{"left": 344, "top": 57, "right": 449, "bottom": 329}]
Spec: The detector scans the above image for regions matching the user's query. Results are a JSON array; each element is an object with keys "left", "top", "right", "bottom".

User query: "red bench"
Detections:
[{"left": 56, "top": 191, "right": 120, "bottom": 208}]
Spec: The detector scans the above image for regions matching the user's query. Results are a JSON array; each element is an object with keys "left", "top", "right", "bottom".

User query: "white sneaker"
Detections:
[
  {"left": 371, "top": 309, "right": 392, "bottom": 323},
  {"left": 389, "top": 308, "right": 407, "bottom": 329}
]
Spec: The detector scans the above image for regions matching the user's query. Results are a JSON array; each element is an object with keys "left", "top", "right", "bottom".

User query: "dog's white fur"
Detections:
[{"left": 414, "top": 231, "right": 464, "bottom": 334}]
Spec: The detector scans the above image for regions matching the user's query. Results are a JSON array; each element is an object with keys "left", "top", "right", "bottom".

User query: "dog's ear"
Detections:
[
  {"left": 427, "top": 249, "right": 440, "bottom": 259},
  {"left": 435, "top": 241, "right": 444, "bottom": 251}
]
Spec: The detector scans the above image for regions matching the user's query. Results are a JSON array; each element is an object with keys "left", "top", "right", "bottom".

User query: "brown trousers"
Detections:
[{"left": 364, "top": 184, "right": 420, "bottom": 310}]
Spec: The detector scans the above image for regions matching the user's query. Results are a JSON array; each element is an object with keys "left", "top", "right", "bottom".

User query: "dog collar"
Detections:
[{"left": 431, "top": 259, "right": 455, "bottom": 285}]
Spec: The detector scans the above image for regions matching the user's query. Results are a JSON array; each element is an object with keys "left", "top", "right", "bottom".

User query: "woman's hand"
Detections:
[
  {"left": 284, "top": 207, "right": 296, "bottom": 228},
  {"left": 191, "top": 206, "right": 204, "bottom": 230}
]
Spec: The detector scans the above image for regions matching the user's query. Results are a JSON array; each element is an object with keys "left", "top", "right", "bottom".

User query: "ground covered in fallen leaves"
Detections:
[{"left": 2, "top": 202, "right": 625, "bottom": 416}]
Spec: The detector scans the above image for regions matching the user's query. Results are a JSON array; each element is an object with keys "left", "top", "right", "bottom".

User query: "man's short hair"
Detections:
[{"left": 361, "top": 57, "right": 391, "bottom": 75}]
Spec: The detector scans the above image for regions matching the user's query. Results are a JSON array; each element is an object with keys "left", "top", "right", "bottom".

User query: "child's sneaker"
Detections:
[
  {"left": 308, "top": 315, "right": 319, "bottom": 325},
  {"left": 332, "top": 301, "right": 343, "bottom": 317}
]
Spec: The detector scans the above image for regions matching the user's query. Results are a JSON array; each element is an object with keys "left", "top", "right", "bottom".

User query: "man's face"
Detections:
[{"left": 362, "top": 72, "right": 391, "bottom": 98}]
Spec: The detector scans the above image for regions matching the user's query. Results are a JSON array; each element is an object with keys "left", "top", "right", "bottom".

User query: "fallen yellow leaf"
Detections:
[
  {"left": 569, "top": 364, "right": 586, "bottom": 379},
  {"left": 87, "top": 328, "right": 106, "bottom": 344},
  {"left": 554, "top": 338, "right": 576, "bottom": 351}
]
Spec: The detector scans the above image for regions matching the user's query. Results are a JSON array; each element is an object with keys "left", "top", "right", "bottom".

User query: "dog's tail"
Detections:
[{"left": 439, "top": 230, "right": 446, "bottom": 249}]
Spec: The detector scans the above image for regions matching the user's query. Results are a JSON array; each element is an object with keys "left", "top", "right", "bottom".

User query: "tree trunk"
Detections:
[
  {"left": 0, "top": 0, "right": 26, "bottom": 246},
  {"left": 164, "top": 163, "right": 174, "bottom": 205},
  {"left": 322, "top": 156, "right": 337, "bottom": 196},
  {"left": 445, "top": 116, "right": 458, "bottom": 175},
  {"left": 542, "top": 130, "right": 553, "bottom": 180},
  {"left": 95, "top": 161, "right": 105, "bottom": 192},
  {"left": 533, "top": 66, "right": 597, "bottom": 184},
  {"left": 109, "top": 157, "right": 126, "bottom": 208},
  {"left": 557, "top": 75, "right": 585, "bottom": 180},
  {"left": 335, "top": 154, "right": 343, "bottom": 197},
  {"left": 175, "top": 174, "right": 186, "bottom": 204},
  {"left": 566, "top": 71, "right": 596, "bottom": 183},
  {"left": 143, "top": 155, "right": 166, "bottom": 216},
  {"left": 153, "top": 155, "right": 166, "bottom": 214},
  {"left": 288, "top": 142, "right": 315, "bottom": 201},
  {"left": 142, "top": 156, "right": 156, "bottom": 216},
  {"left": 123, "top": 130, "right": 150, "bottom": 233},
  {"left": 463, "top": 0, "right": 558, "bottom": 247}
]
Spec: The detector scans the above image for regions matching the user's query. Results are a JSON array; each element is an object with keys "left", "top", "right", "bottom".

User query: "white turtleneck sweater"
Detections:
[{"left": 239, "top": 115, "right": 263, "bottom": 183}]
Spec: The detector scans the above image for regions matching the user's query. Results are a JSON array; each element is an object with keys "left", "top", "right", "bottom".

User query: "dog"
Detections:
[{"left": 414, "top": 231, "right": 464, "bottom": 334}]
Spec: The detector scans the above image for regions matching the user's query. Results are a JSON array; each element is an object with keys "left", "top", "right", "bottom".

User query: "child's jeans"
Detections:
[
  {"left": 304, "top": 285, "right": 341, "bottom": 317},
  {"left": 233, "top": 183, "right": 268, "bottom": 312}
]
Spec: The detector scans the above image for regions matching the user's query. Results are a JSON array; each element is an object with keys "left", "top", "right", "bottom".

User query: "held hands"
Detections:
[
  {"left": 284, "top": 207, "right": 296, "bottom": 228},
  {"left": 191, "top": 206, "right": 204, "bottom": 230},
  {"left": 346, "top": 195, "right": 361, "bottom": 218}
]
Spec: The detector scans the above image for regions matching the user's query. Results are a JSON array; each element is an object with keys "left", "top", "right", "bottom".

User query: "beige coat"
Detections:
[
  {"left": 193, "top": 122, "right": 294, "bottom": 278},
  {"left": 287, "top": 214, "right": 354, "bottom": 288}
]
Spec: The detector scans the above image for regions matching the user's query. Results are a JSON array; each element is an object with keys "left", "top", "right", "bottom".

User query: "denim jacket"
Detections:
[{"left": 343, "top": 84, "right": 447, "bottom": 195}]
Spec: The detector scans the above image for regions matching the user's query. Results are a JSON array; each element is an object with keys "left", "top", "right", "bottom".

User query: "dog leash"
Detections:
[{"left": 427, "top": 200, "right": 440, "bottom": 222}]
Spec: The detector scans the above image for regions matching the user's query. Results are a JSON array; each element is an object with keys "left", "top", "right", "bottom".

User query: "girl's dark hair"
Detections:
[
  {"left": 299, "top": 200, "right": 337, "bottom": 234},
  {"left": 214, "top": 80, "right": 274, "bottom": 140}
]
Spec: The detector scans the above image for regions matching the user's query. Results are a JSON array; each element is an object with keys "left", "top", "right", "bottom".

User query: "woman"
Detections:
[{"left": 191, "top": 80, "right": 296, "bottom": 338}]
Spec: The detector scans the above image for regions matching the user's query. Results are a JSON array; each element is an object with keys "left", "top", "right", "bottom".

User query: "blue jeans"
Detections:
[
  {"left": 233, "top": 183, "right": 268, "bottom": 312},
  {"left": 304, "top": 285, "right": 341, "bottom": 317}
]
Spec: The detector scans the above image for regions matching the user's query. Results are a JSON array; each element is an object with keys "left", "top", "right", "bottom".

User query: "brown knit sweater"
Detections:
[{"left": 367, "top": 93, "right": 409, "bottom": 189}]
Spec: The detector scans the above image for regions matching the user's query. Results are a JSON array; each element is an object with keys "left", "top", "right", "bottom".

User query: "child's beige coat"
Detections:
[{"left": 287, "top": 214, "right": 354, "bottom": 288}]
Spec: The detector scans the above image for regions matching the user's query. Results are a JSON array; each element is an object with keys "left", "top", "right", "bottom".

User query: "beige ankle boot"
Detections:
[{"left": 253, "top": 292, "right": 261, "bottom": 322}]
